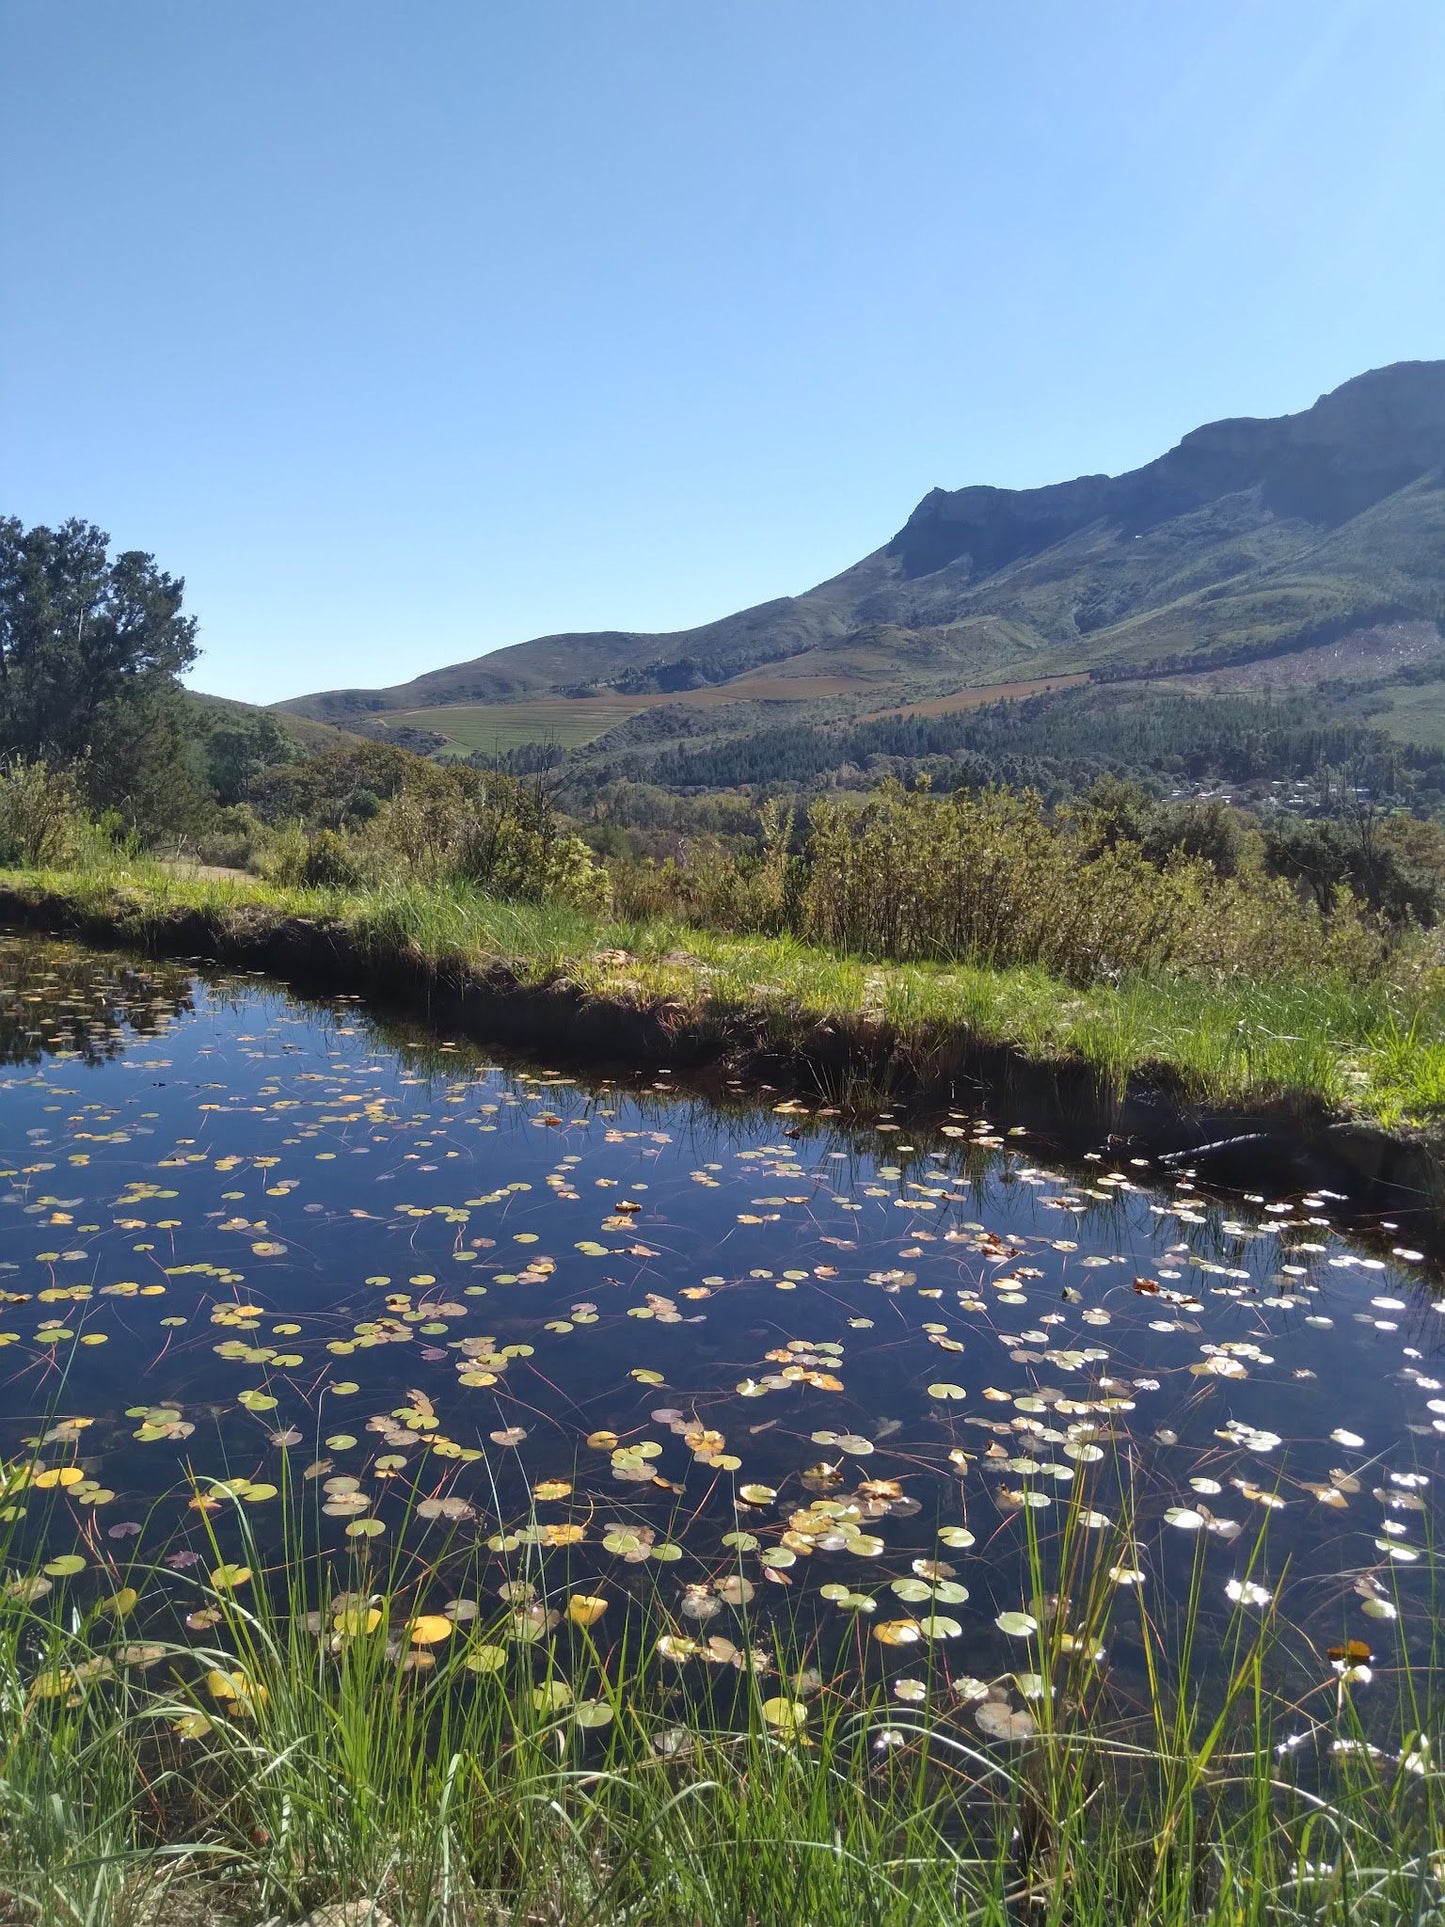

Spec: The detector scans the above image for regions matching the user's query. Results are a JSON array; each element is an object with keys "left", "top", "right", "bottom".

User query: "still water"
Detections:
[{"left": 0, "top": 936, "right": 1440, "bottom": 1734}]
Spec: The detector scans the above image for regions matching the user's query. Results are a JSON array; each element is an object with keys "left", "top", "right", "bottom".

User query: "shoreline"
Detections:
[{"left": 2, "top": 868, "right": 1444, "bottom": 1235}]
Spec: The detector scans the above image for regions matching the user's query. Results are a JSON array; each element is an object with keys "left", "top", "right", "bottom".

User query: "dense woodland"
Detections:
[{"left": 541, "top": 683, "right": 1445, "bottom": 810}]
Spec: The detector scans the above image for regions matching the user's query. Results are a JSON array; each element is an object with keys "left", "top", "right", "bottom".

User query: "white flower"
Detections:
[{"left": 1225, "top": 1578, "right": 1272, "bottom": 1609}]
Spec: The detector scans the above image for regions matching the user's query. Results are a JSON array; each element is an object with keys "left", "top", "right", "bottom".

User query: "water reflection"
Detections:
[
  {"left": 0, "top": 935, "right": 195, "bottom": 1067},
  {"left": 0, "top": 936, "right": 1440, "bottom": 1733}
]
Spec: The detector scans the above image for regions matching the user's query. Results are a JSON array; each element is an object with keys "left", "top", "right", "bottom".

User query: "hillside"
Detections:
[
  {"left": 183, "top": 689, "right": 360, "bottom": 757},
  {"left": 277, "top": 361, "right": 1445, "bottom": 760}
]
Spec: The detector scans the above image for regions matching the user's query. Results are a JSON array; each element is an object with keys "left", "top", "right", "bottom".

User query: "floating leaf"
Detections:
[
  {"left": 333, "top": 1603, "right": 382, "bottom": 1636},
  {"left": 1224, "top": 1579, "right": 1272, "bottom": 1609},
  {"left": 573, "top": 1698, "right": 615, "bottom": 1728},
  {"left": 33, "top": 1467, "right": 83, "bottom": 1490},
  {"left": 975, "top": 1700, "right": 1037, "bottom": 1742},
  {"left": 463, "top": 1643, "right": 508, "bottom": 1674},
  {"left": 1164, "top": 1508, "right": 1207, "bottom": 1531},
  {"left": 206, "top": 1668, "right": 267, "bottom": 1711},
  {"left": 918, "top": 1614, "right": 962, "bottom": 1639},
  {"left": 761, "top": 1696, "right": 808, "bottom": 1736},
  {"left": 995, "top": 1611, "right": 1038, "bottom": 1638}
]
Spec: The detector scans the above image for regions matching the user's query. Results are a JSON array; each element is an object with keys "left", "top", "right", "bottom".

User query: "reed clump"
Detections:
[{"left": 0, "top": 1456, "right": 1440, "bottom": 1927}]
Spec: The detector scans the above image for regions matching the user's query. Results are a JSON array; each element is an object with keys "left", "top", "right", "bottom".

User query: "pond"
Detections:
[{"left": 0, "top": 933, "right": 1440, "bottom": 1746}]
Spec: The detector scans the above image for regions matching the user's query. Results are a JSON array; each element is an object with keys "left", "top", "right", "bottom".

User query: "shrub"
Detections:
[
  {"left": 253, "top": 766, "right": 612, "bottom": 912},
  {"left": 0, "top": 760, "right": 94, "bottom": 869},
  {"left": 612, "top": 798, "right": 798, "bottom": 932},
  {"left": 186, "top": 803, "right": 267, "bottom": 871},
  {"left": 612, "top": 781, "right": 1401, "bottom": 987},
  {"left": 799, "top": 783, "right": 1390, "bottom": 984},
  {"left": 361, "top": 775, "right": 611, "bottom": 911}
]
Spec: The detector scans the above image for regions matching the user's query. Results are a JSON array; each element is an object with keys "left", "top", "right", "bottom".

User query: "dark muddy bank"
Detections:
[{"left": 2, "top": 879, "right": 1443, "bottom": 1245}]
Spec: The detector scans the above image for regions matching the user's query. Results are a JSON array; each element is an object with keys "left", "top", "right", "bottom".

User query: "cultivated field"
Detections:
[{"left": 392, "top": 673, "right": 882, "bottom": 752}]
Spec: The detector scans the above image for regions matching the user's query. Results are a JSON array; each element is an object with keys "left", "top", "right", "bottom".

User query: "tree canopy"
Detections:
[{"left": 0, "top": 516, "right": 200, "bottom": 824}]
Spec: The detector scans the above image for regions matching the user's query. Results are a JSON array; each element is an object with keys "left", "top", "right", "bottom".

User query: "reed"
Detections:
[{"left": 1, "top": 1444, "right": 1440, "bottom": 1927}]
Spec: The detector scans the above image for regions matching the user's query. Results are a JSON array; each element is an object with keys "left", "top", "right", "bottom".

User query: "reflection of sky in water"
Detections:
[{"left": 0, "top": 939, "right": 1441, "bottom": 1706}]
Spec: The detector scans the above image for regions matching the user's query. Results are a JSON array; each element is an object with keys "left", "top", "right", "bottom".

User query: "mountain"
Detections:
[{"left": 278, "top": 362, "right": 1445, "bottom": 757}]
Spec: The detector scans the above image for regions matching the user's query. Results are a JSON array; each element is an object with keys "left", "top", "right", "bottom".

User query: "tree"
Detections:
[
  {"left": 200, "top": 710, "right": 292, "bottom": 805},
  {"left": 0, "top": 516, "right": 201, "bottom": 825},
  {"left": 1263, "top": 811, "right": 1440, "bottom": 926}
]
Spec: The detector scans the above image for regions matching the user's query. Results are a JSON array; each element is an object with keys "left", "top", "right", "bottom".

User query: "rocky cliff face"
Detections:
[{"left": 889, "top": 361, "right": 1445, "bottom": 582}]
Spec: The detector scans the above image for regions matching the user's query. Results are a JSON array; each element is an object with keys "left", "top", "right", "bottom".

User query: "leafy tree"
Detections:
[
  {"left": 0, "top": 517, "right": 201, "bottom": 826},
  {"left": 1262, "top": 813, "right": 1440, "bottom": 926},
  {"left": 200, "top": 710, "right": 292, "bottom": 805}
]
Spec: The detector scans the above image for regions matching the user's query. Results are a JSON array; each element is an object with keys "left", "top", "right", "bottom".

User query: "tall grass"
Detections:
[
  {"left": 1, "top": 1441, "right": 1442, "bottom": 1927},
  {"left": 5, "top": 850, "right": 1445, "bottom": 1126}
]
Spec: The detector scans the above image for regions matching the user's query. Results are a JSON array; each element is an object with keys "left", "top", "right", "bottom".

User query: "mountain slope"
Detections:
[{"left": 279, "top": 361, "right": 1445, "bottom": 732}]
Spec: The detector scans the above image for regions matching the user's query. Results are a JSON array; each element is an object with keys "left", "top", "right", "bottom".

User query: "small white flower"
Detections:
[{"left": 1225, "top": 1578, "right": 1272, "bottom": 1609}]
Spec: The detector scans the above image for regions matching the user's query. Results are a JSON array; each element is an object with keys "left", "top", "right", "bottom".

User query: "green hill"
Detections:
[
  {"left": 184, "top": 688, "right": 360, "bottom": 757},
  {"left": 276, "top": 361, "right": 1445, "bottom": 762}
]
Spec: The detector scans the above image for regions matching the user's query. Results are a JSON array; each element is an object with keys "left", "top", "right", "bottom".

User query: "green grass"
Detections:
[
  {"left": 3, "top": 1437, "right": 1443, "bottom": 1927},
  {"left": 4, "top": 855, "right": 1445, "bottom": 1132}
]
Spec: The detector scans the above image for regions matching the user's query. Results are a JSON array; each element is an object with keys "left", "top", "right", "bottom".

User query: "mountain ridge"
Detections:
[{"left": 277, "top": 360, "right": 1445, "bottom": 732}]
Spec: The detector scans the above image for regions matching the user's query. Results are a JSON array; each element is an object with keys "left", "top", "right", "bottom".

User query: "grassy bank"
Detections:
[{"left": 2, "top": 854, "right": 1445, "bottom": 1137}]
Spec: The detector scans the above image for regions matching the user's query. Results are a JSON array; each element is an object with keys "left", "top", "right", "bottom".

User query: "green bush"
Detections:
[
  {"left": 185, "top": 803, "right": 267, "bottom": 871},
  {"left": 611, "top": 781, "right": 1402, "bottom": 987},
  {"left": 256, "top": 825, "right": 371, "bottom": 890},
  {"left": 0, "top": 760, "right": 96, "bottom": 869},
  {"left": 800, "top": 784, "right": 1390, "bottom": 983},
  {"left": 612, "top": 798, "right": 798, "bottom": 932},
  {"left": 252, "top": 762, "right": 613, "bottom": 913}
]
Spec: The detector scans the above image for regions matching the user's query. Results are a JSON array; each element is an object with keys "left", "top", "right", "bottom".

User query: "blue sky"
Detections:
[{"left": 2, "top": 1, "right": 1442, "bottom": 704}]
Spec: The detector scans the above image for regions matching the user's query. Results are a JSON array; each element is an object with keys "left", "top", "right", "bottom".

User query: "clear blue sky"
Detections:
[{"left": 2, "top": 1, "right": 1442, "bottom": 704}]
